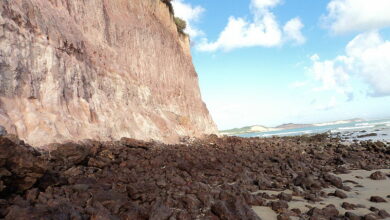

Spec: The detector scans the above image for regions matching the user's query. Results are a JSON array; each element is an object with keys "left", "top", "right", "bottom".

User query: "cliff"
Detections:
[{"left": 0, "top": 0, "right": 217, "bottom": 146}]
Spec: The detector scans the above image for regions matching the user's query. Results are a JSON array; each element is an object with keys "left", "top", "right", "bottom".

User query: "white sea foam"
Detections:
[
  {"left": 338, "top": 125, "right": 374, "bottom": 130},
  {"left": 356, "top": 121, "right": 390, "bottom": 127},
  {"left": 259, "top": 130, "right": 314, "bottom": 137}
]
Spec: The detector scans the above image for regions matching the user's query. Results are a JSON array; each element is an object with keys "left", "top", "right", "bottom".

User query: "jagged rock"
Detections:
[
  {"left": 0, "top": 137, "right": 47, "bottom": 194},
  {"left": 0, "top": 134, "right": 390, "bottom": 219}
]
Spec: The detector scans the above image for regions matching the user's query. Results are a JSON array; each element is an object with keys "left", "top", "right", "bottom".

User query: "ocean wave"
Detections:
[
  {"left": 356, "top": 121, "right": 390, "bottom": 127},
  {"left": 338, "top": 125, "right": 374, "bottom": 130},
  {"left": 355, "top": 123, "right": 369, "bottom": 126},
  {"left": 258, "top": 130, "right": 314, "bottom": 137}
]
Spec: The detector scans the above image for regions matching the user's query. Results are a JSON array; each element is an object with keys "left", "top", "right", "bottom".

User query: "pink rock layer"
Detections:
[{"left": 0, "top": 0, "right": 217, "bottom": 146}]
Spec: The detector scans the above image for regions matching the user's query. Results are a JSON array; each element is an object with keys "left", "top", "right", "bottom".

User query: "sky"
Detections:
[{"left": 172, "top": 0, "right": 390, "bottom": 130}]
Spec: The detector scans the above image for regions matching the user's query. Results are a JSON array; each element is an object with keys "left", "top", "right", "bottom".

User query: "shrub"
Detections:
[{"left": 174, "top": 17, "right": 187, "bottom": 34}]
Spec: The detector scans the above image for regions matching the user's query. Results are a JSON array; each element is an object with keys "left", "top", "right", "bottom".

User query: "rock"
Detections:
[
  {"left": 331, "top": 189, "right": 347, "bottom": 199},
  {"left": 0, "top": 126, "right": 7, "bottom": 136},
  {"left": 321, "top": 204, "right": 339, "bottom": 217},
  {"left": 278, "top": 192, "right": 292, "bottom": 202},
  {"left": 149, "top": 200, "right": 173, "bottom": 220},
  {"left": 363, "top": 213, "right": 379, "bottom": 220},
  {"left": 183, "top": 194, "right": 201, "bottom": 210},
  {"left": 378, "top": 210, "right": 390, "bottom": 218},
  {"left": 370, "top": 196, "right": 387, "bottom": 203},
  {"left": 369, "top": 171, "right": 387, "bottom": 180},
  {"left": 270, "top": 200, "right": 289, "bottom": 212},
  {"left": 120, "top": 138, "right": 150, "bottom": 150},
  {"left": 0, "top": 131, "right": 389, "bottom": 220},
  {"left": 357, "top": 133, "right": 378, "bottom": 138},
  {"left": 293, "top": 175, "right": 321, "bottom": 190},
  {"left": 323, "top": 173, "right": 343, "bottom": 188},
  {"left": 0, "top": 137, "right": 47, "bottom": 193},
  {"left": 291, "top": 208, "right": 301, "bottom": 215},
  {"left": 345, "top": 212, "right": 361, "bottom": 220},
  {"left": 211, "top": 199, "right": 260, "bottom": 220},
  {"left": 369, "top": 207, "right": 379, "bottom": 212},
  {"left": 50, "top": 143, "right": 90, "bottom": 166},
  {"left": 342, "top": 202, "right": 358, "bottom": 210},
  {"left": 277, "top": 214, "right": 290, "bottom": 220}
]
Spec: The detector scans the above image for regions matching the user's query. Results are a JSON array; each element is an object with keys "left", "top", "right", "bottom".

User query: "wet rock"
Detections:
[
  {"left": 357, "top": 133, "right": 377, "bottom": 138},
  {"left": 369, "top": 196, "right": 387, "bottom": 203},
  {"left": 369, "top": 171, "right": 387, "bottom": 180}
]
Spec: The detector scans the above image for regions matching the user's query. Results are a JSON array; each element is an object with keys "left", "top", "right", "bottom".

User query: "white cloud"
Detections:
[
  {"left": 197, "top": 0, "right": 305, "bottom": 52},
  {"left": 251, "top": 0, "right": 281, "bottom": 10},
  {"left": 309, "top": 56, "right": 350, "bottom": 92},
  {"left": 283, "top": 18, "right": 306, "bottom": 45},
  {"left": 323, "top": 0, "right": 390, "bottom": 34},
  {"left": 307, "top": 31, "right": 390, "bottom": 97},
  {"left": 198, "top": 13, "right": 282, "bottom": 51},
  {"left": 172, "top": 0, "right": 205, "bottom": 38},
  {"left": 315, "top": 96, "right": 338, "bottom": 111},
  {"left": 289, "top": 81, "right": 308, "bottom": 88},
  {"left": 345, "top": 31, "right": 390, "bottom": 96}
]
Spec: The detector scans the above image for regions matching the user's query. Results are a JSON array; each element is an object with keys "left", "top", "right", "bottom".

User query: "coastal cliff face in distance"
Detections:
[{"left": 0, "top": 0, "right": 217, "bottom": 146}]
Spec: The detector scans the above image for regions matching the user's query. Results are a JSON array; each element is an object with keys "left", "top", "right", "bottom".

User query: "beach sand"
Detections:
[{"left": 253, "top": 169, "right": 390, "bottom": 219}]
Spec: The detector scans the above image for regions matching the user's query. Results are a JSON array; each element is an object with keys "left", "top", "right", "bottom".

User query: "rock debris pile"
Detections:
[{"left": 0, "top": 134, "right": 389, "bottom": 219}]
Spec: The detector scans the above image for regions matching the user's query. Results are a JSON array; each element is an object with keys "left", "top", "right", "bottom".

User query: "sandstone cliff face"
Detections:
[{"left": 0, "top": 0, "right": 217, "bottom": 146}]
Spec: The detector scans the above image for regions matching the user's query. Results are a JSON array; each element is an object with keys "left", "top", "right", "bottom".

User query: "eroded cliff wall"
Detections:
[{"left": 0, "top": 0, "right": 217, "bottom": 146}]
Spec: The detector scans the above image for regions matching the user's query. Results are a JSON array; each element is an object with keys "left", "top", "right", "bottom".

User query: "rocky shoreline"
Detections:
[{"left": 0, "top": 134, "right": 389, "bottom": 219}]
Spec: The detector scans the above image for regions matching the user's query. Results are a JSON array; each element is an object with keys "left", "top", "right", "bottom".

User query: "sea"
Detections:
[{"left": 239, "top": 118, "right": 390, "bottom": 143}]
